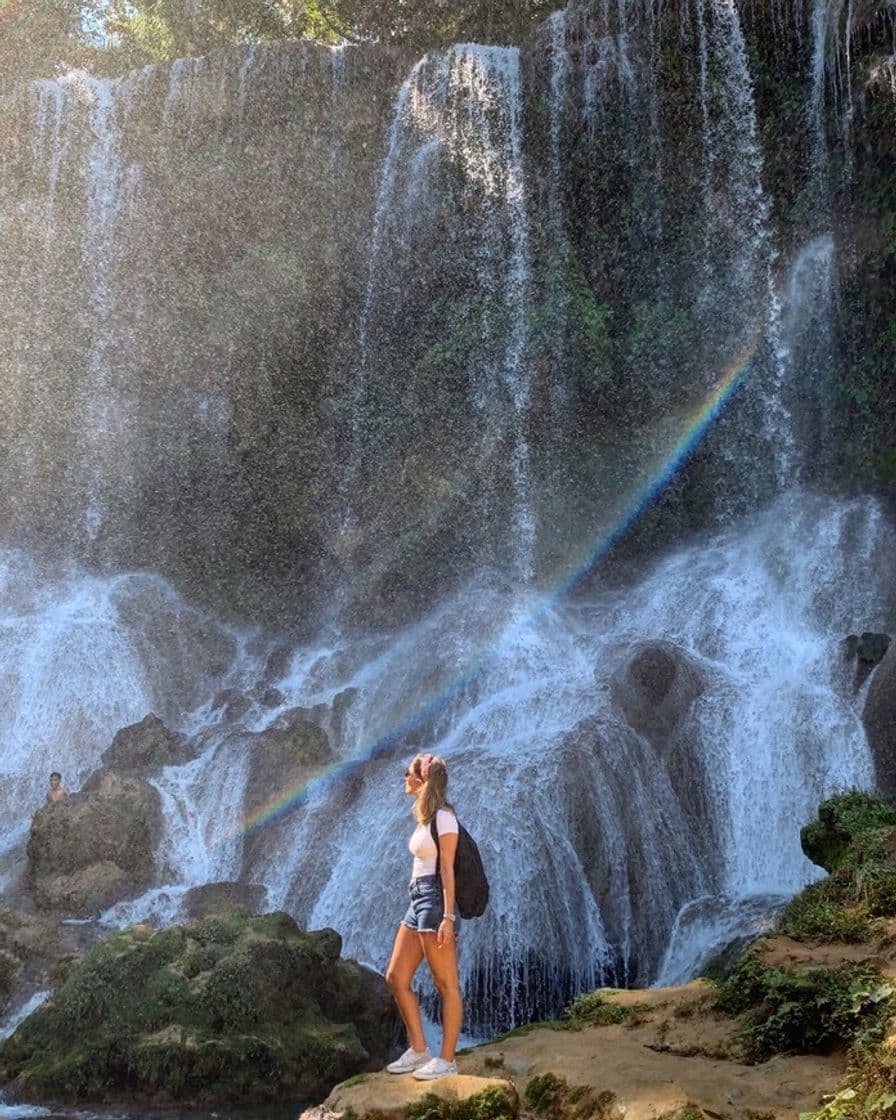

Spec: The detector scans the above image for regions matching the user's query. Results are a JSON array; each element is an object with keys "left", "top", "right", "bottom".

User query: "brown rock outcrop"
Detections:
[
  {"left": 27, "top": 772, "right": 162, "bottom": 915},
  {"left": 100, "top": 713, "right": 191, "bottom": 774}
]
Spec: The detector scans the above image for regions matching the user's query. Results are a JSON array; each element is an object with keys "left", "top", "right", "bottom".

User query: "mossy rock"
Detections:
[
  {"left": 0, "top": 909, "right": 396, "bottom": 1107},
  {"left": 800, "top": 791, "right": 896, "bottom": 873}
]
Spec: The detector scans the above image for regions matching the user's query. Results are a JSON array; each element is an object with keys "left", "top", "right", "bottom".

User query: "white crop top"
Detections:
[{"left": 409, "top": 809, "right": 458, "bottom": 879}]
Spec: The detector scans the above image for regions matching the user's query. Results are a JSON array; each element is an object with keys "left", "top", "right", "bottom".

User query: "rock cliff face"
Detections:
[{"left": 0, "top": 4, "right": 892, "bottom": 622}]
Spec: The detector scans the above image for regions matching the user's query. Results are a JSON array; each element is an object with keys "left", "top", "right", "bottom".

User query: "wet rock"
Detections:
[
  {"left": 27, "top": 772, "right": 162, "bottom": 916},
  {"left": 610, "top": 641, "right": 704, "bottom": 750},
  {"left": 212, "top": 689, "right": 252, "bottom": 722},
  {"left": 100, "top": 713, "right": 191, "bottom": 773},
  {"left": 260, "top": 687, "right": 285, "bottom": 708},
  {"left": 844, "top": 631, "right": 891, "bottom": 692},
  {"left": 244, "top": 709, "right": 332, "bottom": 816},
  {"left": 863, "top": 643, "right": 896, "bottom": 797},
  {"left": 183, "top": 881, "right": 267, "bottom": 919},
  {"left": 242, "top": 709, "right": 333, "bottom": 873},
  {"left": 0, "top": 911, "right": 398, "bottom": 1107}
]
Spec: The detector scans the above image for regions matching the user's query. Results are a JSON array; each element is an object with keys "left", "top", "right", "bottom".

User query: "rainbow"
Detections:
[{"left": 229, "top": 338, "right": 758, "bottom": 842}]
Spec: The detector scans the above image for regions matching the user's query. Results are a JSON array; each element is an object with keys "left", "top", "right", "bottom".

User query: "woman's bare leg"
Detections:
[
  {"left": 385, "top": 924, "right": 427, "bottom": 1051},
  {"left": 421, "top": 933, "right": 462, "bottom": 1060}
]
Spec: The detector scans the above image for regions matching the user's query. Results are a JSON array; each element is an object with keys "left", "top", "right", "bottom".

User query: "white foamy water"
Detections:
[
  {"left": 153, "top": 490, "right": 887, "bottom": 1035},
  {"left": 0, "top": 551, "right": 238, "bottom": 856}
]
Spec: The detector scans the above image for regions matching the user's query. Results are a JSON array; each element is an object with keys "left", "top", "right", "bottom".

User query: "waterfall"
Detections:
[
  {"left": 1, "top": 6, "right": 893, "bottom": 1047},
  {"left": 79, "top": 74, "right": 142, "bottom": 542},
  {"left": 0, "top": 552, "right": 239, "bottom": 860},
  {"left": 350, "top": 45, "right": 535, "bottom": 580},
  {"left": 98, "top": 492, "right": 886, "bottom": 1036}
]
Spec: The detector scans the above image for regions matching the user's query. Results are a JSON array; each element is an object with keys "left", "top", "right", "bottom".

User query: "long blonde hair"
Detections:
[{"left": 410, "top": 753, "right": 454, "bottom": 824}]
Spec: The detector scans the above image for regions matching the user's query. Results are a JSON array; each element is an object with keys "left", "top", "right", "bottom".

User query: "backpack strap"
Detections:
[{"left": 430, "top": 817, "right": 441, "bottom": 879}]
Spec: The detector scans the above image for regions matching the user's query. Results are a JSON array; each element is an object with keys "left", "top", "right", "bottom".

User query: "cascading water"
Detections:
[
  {"left": 117, "top": 491, "right": 888, "bottom": 1036},
  {"left": 350, "top": 44, "right": 536, "bottom": 580},
  {"left": 0, "top": 551, "right": 239, "bottom": 878}
]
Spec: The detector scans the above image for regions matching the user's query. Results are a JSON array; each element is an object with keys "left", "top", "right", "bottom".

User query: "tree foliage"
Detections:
[{"left": 0, "top": 0, "right": 94, "bottom": 90}]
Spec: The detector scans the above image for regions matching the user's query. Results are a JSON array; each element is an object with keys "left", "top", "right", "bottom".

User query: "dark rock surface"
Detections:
[
  {"left": 242, "top": 708, "right": 333, "bottom": 874},
  {"left": 100, "top": 713, "right": 191, "bottom": 773},
  {"left": 863, "top": 642, "right": 896, "bottom": 798},
  {"left": 183, "top": 881, "right": 267, "bottom": 919},
  {"left": 610, "top": 641, "right": 704, "bottom": 750}
]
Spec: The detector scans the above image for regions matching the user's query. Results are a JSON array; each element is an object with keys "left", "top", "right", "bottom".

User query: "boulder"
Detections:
[
  {"left": 33, "top": 862, "right": 130, "bottom": 915},
  {"left": 242, "top": 710, "right": 333, "bottom": 873},
  {"left": 610, "top": 641, "right": 704, "bottom": 750},
  {"left": 100, "top": 713, "right": 190, "bottom": 773},
  {"left": 844, "top": 631, "right": 891, "bottom": 692},
  {"left": 183, "top": 881, "right": 267, "bottom": 920},
  {"left": 0, "top": 911, "right": 399, "bottom": 1108},
  {"left": 27, "top": 772, "right": 162, "bottom": 915},
  {"left": 0, "top": 907, "right": 59, "bottom": 964},
  {"left": 308, "top": 1073, "right": 518, "bottom": 1120},
  {"left": 863, "top": 642, "right": 896, "bottom": 797},
  {"left": 244, "top": 708, "right": 332, "bottom": 819},
  {"left": 800, "top": 790, "right": 896, "bottom": 872}
]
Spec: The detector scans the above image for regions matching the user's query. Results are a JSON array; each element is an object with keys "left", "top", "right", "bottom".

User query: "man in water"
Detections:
[{"left": 46, "top": 772, "right": 69, "bottom": 803}]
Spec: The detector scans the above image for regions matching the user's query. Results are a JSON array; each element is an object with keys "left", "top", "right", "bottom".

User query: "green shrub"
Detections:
[{"left": 716, "top": 951, "right": 895, "bottom": 1063}]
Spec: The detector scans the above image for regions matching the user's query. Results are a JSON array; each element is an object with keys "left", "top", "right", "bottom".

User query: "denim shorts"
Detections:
[{"left": 401, "top": 874, "right": 445, "bottom": 934}]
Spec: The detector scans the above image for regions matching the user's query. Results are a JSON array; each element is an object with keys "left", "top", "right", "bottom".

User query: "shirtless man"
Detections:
[{"left": 46, "top": 772, "right": 69, "bottom": 803}]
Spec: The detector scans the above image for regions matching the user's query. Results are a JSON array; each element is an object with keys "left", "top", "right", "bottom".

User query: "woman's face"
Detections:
[{"left": 404, "top": 763, "right": 423, "bottom": 797}]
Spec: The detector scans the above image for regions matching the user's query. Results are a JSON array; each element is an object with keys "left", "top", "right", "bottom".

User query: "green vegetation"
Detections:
[
  {"left": 775, "top": 793, "right": 896, "bottom": 943},
  {"left": 801, "top": 791, "right": 896, "bottom": 874},
  {"left": 564, "top": 990, "right": 650, "bottom": 1028},
  {"left": 404, "top": 1086, "right": 519, "bottom": 1120},
  {"left": 715, "top": 947, "right": 894, "bottom": 1064},
  {"left": 0, "top": 911, "right": 391, "bottom": 1106},
  {"left": 0, "top": 0, "right": 559, "bottom": 88},
  {"left": 523, "top": 1073, "right": 617, "bottom": 1120}
]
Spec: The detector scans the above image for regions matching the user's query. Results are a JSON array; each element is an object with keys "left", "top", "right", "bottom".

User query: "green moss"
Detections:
[
  {"left": 778, "top": 881, "right": 874, "bottom": 943},
  {"left": 403, "top": 1086, "right": 518, "bottom": 1120},
  {"left": 523, "top": 1073, "right": 616, "bottom": 1120},
  {"left": 564, "top": 991, "right": 649, "bottom": 1028},
  {"left": 0, "top": 911, "right": 390, "bottom": 1106},
  {"left": 800, "top": 792, "right": 896, "bottom": 873}
]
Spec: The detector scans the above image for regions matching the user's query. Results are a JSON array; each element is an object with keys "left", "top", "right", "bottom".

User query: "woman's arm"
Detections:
[{"left": 437, "top": 830, "right": 458, "bottom": 947}]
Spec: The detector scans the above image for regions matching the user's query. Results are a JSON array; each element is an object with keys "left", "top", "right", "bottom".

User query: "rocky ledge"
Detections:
[
  {"left": 302, "top": 789, "right": 896, "bottom": 1120},
  {"left": 0, "top": 908, "right": 398, "bottom": 1108}
]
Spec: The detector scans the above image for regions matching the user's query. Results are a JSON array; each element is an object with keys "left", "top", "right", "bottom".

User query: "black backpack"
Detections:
[{"left": 430, "top": 817, "right": 489, "bottom": 919}]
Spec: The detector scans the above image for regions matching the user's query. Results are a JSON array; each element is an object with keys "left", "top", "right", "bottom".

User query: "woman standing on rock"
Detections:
[{"left": 384, "top": 752, "right": 461, "bottom": 1081}]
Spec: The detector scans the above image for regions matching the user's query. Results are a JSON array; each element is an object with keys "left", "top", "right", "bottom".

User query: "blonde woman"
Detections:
[{"left": 384, "top": 752, "right": 462, "bottom": 1081}]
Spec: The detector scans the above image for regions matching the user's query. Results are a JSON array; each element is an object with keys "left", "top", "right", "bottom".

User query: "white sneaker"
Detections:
[
  {"left": 386, "top": 1046, "right": 432, "bottom": 1074},
  {"left": 412, "top": 1056, "right": 458, "bottom": 1081}
]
